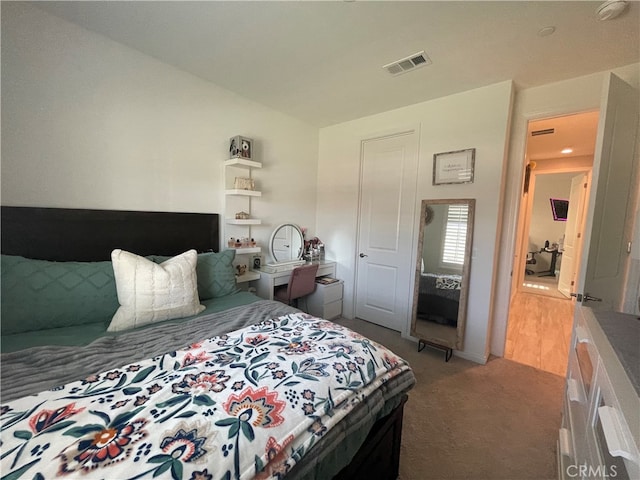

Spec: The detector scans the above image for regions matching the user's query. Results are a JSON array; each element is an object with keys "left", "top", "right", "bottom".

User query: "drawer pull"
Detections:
[
  {"left": 567, "top": 378, "right": 583, "bottom": 403},
  {"left": 575, "top": 326, "right": 590, "bottom": 344},
  {"left": 559, "top": 428, "right": 573, "bottom": 458},
  {"left": 598, "top": 406, "right": 635, "bottom": 461}
]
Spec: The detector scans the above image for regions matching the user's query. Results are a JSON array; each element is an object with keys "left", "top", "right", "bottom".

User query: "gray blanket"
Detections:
[
  {"left": 1, "top": 299, "right": 298, "bottom": 402},
  {"left": 0, "top": 299, "right": 415, "bottom": 479}
]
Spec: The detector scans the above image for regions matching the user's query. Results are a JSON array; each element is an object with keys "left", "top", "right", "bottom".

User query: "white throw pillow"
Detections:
[{"left": 108, "top": 249, "right": 205, "bottom": 332}]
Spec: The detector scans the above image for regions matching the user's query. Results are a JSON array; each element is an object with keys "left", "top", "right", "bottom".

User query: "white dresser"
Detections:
[
  {"left": 558, "top": 307, "right": 639, "bottom": 480},
  {"left": 254, "top": 260, "right": 336, "bottom": 301}
]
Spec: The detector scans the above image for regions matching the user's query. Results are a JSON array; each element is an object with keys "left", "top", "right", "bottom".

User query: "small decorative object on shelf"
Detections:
[
  {"left": 228, "top": 237, "right": 258, "bottom": 249},
  {"left": 236, "top": 264, "right": 247, "bottom": 276},
  {"left": 303, "top": 236, "right": 324, "bottom": 262},
  {"left": 235, "top": 211, "right": 250, "bottom": 220},
  {"left": 234, "top": 177, "right": 255, "bottom": 190},
  {"left": 229, "top": 135, "right": 252, "bottom": 160}
]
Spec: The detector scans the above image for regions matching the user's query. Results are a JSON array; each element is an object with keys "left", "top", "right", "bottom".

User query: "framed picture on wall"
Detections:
[{"left": 433, "top": 148, "right": 475, "bottom": 185}]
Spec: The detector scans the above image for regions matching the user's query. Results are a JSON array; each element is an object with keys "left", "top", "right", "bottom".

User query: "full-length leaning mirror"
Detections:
[
  {"left": 411, "top": 198, "right": 475, "bottom": 357},
  {"left": 269, "top": 223, "right": 304, "bottom": 263}
]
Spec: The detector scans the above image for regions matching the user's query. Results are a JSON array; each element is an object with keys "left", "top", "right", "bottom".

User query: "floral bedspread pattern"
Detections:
[{"left": 1, "top": 313, "right": 411, "bottom": 480}]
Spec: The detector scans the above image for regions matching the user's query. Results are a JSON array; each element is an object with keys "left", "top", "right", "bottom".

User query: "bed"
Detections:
[
  {"left": 0, "top": 206, "right": 415, "bottom": 480},
  {"left": 416, "top": 272, "right": 461, "bottom": 327}
]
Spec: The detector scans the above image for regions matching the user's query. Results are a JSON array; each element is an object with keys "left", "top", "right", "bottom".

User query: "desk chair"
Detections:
[
  {"left": 274, "top": 263, "right": 319, "bottom": 311},
  {"left": 525, "top": 251, "right": 537, "bottom": 275}
]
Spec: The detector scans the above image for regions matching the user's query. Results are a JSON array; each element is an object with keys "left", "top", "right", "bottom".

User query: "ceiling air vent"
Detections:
[
  {"left": 383, "top": 51, "right": 432, "bottom": 76},
  {"left": 531, "top": 128, "right": 555, "bottom": 136}
]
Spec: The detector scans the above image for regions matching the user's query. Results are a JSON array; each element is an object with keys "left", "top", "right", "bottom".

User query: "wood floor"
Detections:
[{"left": 504, "top": 286, "right": 574, "bottom": 377}]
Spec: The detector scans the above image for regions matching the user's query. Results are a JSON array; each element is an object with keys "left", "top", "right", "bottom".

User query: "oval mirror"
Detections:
[
  {"left": 269, "top": 224, "right": 304, "bottom": 263},
  {"left": 411, "top": 199, "right": 475, "bottom": 354}
]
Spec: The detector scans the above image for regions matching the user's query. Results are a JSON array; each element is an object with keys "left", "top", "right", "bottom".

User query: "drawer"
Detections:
[
  {"left": 566, "top": 353, "right": 590, "bottom": 468},
  {"left": 323, "top": 299, "right": 342, "bottom": 320},
  {"left": 319, "top": 281, "right": 343, "bottom": 303},
  {"left": 589, "top": 362, "right": 640, "bottom": 480},
  {"left": 573, "top": 312, "right": 600, "bottom": 400},
  {"left": 308, "top": 299, "right": 342, "bottom": 320}
]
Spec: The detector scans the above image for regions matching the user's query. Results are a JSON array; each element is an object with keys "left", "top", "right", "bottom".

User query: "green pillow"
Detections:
[
  {"left": 150, "top": 250, "right": 240, "bottom": 300},
  {"left": 1, "top": 255, "right": 119, "bottom": 335}
]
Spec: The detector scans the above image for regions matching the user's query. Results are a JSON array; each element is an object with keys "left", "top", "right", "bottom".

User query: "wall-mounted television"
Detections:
[{"left": 550, "top": 198, "right": 569, "bottom": 221}]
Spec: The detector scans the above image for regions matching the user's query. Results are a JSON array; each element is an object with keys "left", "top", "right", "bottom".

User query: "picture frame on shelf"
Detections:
[
  {"left": 251, "top": 255, "right": 263, "bottom": 271},
  {"left": 229, "top": 135, "right": 252, "bottom": 160},
  {"left": 234, "top": 177, "right": 255, "bottom": 190},
  {"left": 433, "top": 148, "right": 475, "bottom": 185}
]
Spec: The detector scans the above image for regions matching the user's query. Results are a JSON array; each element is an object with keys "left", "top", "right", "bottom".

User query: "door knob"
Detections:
[
  {"left": 570, "top": 292, "right": 602, "bottom": 303},
  {"left": 359, "top": 253, "right": 368, "bottom": 258},
  {"left": 583, "top": 293, "right": 602, "bottom": 303}
]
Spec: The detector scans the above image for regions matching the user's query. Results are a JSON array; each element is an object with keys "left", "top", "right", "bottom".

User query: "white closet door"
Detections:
[{"left": 355, "top": 131, "right": 418, "bottom": 331}]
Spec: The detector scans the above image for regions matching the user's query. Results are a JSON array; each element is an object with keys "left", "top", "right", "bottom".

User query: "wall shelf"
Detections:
[
  {"left": 236, "top": 271, "right": 261, "bottom": 283},
  {"left": 230, "top": 246, "right": 261, "bottom": 255},
  {"left": 224, "top": 149, "right": 262, "bottom": 286},
  {"left": 226, "top": 218, "right": 262, "bottom": 225},
  {"left": 225, "top": 158, "right": 262, "bottom": 169},
  {"left": 225, "top": 189, "right": 262, "bottom": 197}
]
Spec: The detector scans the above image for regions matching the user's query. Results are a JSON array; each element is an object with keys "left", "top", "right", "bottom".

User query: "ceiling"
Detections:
[
  {"left": 527, "top": 111, "right": 600, "bottom": 160},
  {"left": 32, "top": 1, "right": 640, "bottom": 129}
]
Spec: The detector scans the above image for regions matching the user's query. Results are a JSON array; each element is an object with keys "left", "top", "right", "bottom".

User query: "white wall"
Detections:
[
  {"left": 1, "top": 3, "right": 319, "bottom": 251},
  {"left": 491, "top": 63, "right": 640, "bottom": 357},
  {"left": 317, "top": 81, "right": 514, "bottom": 364}
]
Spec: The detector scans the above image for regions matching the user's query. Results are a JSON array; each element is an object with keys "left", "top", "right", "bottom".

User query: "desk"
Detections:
[
  {"left": 255, "top": 260, "right": 336, "bottom": 300},
  {"left": 538, "top": 248, "right": 562, "bottom": 277}
]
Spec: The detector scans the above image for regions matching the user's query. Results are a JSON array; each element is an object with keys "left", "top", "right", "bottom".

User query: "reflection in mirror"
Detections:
[
  {"left": 269, "top": 224, "right": 304, "bottom": 262},
  {"left": 411, "top": 199, "right": 474, "bottom": 355}
]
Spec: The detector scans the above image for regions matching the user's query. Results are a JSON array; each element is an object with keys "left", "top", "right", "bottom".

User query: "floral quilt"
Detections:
[{"left": 1, "top": 313, "right": 412, "bottom": 480}]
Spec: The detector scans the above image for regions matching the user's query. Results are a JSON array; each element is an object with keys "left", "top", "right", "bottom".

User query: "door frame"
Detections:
[
  {"left": 353, "top": 125, "right": 421, "bottom": 336},
  {"left": 512, "top": 163, "right": 593, "bottom": 298},
  {"left": 491, "top": 106, "right": 601, "bottom": 357},
  {"left": 492, "top": 70, "right": 639, "bottom": 358}
]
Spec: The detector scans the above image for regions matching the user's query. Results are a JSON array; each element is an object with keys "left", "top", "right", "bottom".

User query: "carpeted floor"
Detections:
[{"left": 335, "top": 317, "right": 565, "bottom": 480}]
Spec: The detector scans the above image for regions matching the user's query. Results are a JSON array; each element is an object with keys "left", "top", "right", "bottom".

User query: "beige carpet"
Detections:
[{"left": 335, "top": 317, "right": 565, "bottom": 480}]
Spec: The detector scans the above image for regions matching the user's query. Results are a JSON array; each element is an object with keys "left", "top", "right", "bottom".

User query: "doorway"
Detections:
[
  {"left": 520, "top": 170, "right": 591, "bottom": 299},
  {"left": 505, "top": 111, "right": 598, "bottom": 376}
]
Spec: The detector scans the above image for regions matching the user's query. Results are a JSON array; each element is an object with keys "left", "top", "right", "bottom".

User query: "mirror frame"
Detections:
[
  {"left": 268, "top": 223, "right": 305, "bottom": 263},
  {"left": 410, "top": 198, "right": 475, "bottom": 351}
]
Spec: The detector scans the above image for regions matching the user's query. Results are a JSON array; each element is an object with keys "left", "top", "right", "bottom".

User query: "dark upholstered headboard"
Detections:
[{"left": 1, "top": 206, "right": 220, "bottom": 261}]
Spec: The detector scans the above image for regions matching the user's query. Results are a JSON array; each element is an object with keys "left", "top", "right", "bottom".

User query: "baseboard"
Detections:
[
  {"left": 403, "top": 332, "right": 489, "bottom": 364},
  {"left": 454, "top": 350, "right": 489, "bottom": 364}
]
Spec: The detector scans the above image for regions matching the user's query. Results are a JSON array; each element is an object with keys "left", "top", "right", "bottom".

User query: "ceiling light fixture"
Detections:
[
  {"left": 561, "top": 148, "right": 574, "bottom": 154},
  {"left": 596, "top": 0, "right": 628, "bottom": 20}
]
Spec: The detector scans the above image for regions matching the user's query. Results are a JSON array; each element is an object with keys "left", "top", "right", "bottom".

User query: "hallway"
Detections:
[{"left": 504, "top": 289, "right": 574, "bottom": 377}]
